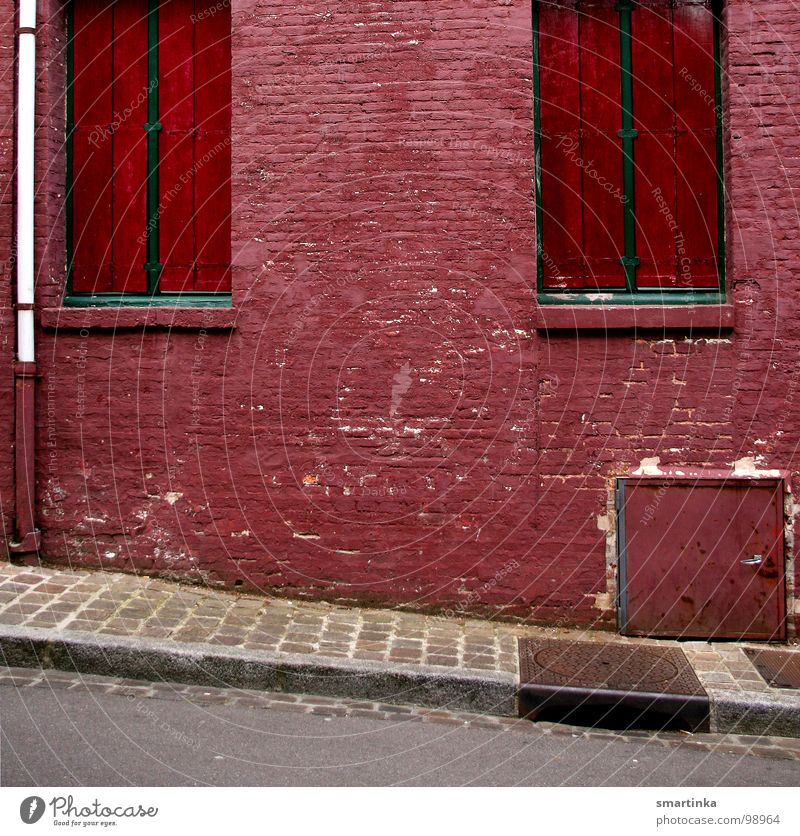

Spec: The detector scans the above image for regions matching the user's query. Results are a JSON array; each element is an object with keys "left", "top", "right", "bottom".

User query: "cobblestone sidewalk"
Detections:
[{"left": 0, "top": 562, "right": 524, "bottom": 674}]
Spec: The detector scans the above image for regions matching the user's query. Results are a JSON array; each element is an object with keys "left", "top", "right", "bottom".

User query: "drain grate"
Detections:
[
  {"left": 518, "top": 639, "right": 709, "bottom": 732},
  {"left": 744, "top": 648, "right": 800, "bottom": 690}
]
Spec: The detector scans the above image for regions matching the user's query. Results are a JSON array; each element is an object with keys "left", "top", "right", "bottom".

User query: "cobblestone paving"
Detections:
[
  {"left": 0, "top": 563, "right": 525, "bottom": 674},
  {"left": 1, "top": 562, "right": 798, "bottom": 707},
  {"left": 2, "top": 665, "right": 799, "bottom": 761}
]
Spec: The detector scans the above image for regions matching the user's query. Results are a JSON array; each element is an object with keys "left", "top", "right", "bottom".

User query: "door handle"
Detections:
[{"left": 741, "top": 554, "right": 764, "bottom": 566}]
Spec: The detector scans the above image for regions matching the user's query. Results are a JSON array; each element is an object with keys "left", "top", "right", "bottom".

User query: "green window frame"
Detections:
[
  {"left": 64, "top": 0, "right": 232, "bottom": 308},
  {"left": 533, "top": 0, "right": 726, "bottom": 306}
]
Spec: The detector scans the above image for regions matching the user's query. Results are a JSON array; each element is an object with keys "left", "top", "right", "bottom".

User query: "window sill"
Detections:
[
  {"left": 535, "top": 303, "right": 735, "bottom": 331},
  {"left": 40, "top": 306, "right": 237, "bottom": 330}
]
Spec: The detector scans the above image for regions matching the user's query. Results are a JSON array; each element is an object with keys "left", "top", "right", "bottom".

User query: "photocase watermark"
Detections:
[
  {"left": 189, "top": 309, "right": 221, "bottom": 435},
  {"left": 87, "top": 79, "right": 157, "bottom": 148},
  {"left": 20, "top": 796, "right": 45, "bottom": 824},
  {"left": 127, "top": 692, "right": 202, "bottom": 750},
  {"left": 19, "top": 793, "right": 158, "bottom": 825},
  {"left": 652, "top": 186, "right": 692, "bottom": 285},
  {"left": 191, "top": 0, "right": 230, "bottom": 23},
  {"left": 403, "top": 136, "right": 532, "bottom": 169},
  {"left": 641, "top": 483, "right": 669, "bottom": 526},
  {"left": 342, "top": 482, "right": 408, "bottom": 498},
  {"left": 678, "top": 65, "right": 723, "bottom": 123},
  {"left": 137, "top": 136, "right": 231, "bottom": 247},
  {"left": 438, "top": 559, "right": 521, "bottom": 621},
  {"left": 555, "top": 134, "right": 629, "bottom": 205}
]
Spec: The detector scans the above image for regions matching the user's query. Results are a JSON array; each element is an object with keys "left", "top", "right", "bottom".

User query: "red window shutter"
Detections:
[
  {"left": 579, "top": 4, "right": 625, "bottom": 288},
  {"left": 159, "top": 0, "right": 231, "bottom": 293},
  {"left": 538, "top": 3, "right": 585, "bottom": 288},
  {"left": 193, "top": 1, "right": 232, "bottom": 292},
  {"left": 673, "top": 1, "right": 720, "bottom": 289},
  {"left": 632, "top": 1, "right": 679, "bottom": 287},
  {"left": 538, "top": 1, "right": 625, "bottom": 289},
  {"left": 71, "top": 0, "right": 115, "bottom": 293},
  {"left": 110, "top": 0, "right": 149, "bottom": 293},
  {"left": 71, "top": 0, "right": 148, "bottom": 294},
  {"left": 159, "top": 0, "right": 197, "bottom": 292},
  {"left": 634, "top": 0, "right": 719, "bottom": 289}
]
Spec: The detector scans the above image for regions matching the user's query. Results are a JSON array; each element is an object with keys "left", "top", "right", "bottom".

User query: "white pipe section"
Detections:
[{"left": 16, "top": 0, "right": 36, "bottom": 364}]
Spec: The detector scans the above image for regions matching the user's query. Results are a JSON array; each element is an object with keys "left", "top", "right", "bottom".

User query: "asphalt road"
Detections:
[{"left": 1, "top": 676, "right": 799, "bottom": 786}]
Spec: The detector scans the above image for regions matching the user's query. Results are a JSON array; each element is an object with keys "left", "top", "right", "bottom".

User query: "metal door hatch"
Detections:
[{"left": 617, "top": 478, "right": 786, "bottom": 641}]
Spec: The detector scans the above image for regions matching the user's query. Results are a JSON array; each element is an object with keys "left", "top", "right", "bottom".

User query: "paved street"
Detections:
[{"left": 1, "top": 668, "right": 799, "bottom": 787}]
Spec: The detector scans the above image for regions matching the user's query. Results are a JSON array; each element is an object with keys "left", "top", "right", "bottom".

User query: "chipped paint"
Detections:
[
  {"left": 594, "top": 592, "right": 614, "bottom": 611},
  {"left": 732, "top": 457, "right": 783, "bottom": 478},
  {"left": 633, "top": 457, "right": 663, "bottom": 476}
]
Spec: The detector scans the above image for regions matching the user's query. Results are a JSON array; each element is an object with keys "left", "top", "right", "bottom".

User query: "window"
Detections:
[
  {"left": 66, "top": 0, "right": 231, "bottom": 305},
  {"left": 534, "top": 0, "right": 724, "bottom": 304}
]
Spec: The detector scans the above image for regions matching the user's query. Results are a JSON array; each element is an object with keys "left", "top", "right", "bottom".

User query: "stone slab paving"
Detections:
[
  {"left": 1, "top": 561, "right": 799, "bottom": 735},
  {"left": 2, "top": 665, "right": 799, "bottom": 761}
]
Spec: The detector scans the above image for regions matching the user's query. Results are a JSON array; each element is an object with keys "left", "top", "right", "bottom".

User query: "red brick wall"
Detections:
[{"left": 8, "top": 0, "right": 800, "bottom": 631}]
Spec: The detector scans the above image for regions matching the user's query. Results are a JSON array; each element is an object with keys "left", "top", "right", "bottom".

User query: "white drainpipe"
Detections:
[{"left": 16, "top": 0, "right": 36, "bottom": 363}]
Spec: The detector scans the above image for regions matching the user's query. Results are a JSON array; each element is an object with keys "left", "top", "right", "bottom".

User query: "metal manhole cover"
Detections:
[
  {"left": 532, "top": 643, "right": 680, "bottom": 689},
  {"left": 744, "top": 648, "right": 800, "bottom": 690},
  {"left": 520, "top": 639, "right": 705, "bottom": 695},
  {"left": 517, "top": 638, "right": 709, "bottom": 732}
]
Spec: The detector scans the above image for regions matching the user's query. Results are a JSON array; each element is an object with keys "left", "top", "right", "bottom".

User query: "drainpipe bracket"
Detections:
[
  {"left": 8, "top": 529, "right": 41, "bottom": 555},
  {"left": 14, "top": 361, "right": 38, "bottom": 378}
]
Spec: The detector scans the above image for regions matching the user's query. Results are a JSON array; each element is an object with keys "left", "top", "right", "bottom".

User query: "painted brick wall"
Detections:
[{"left": 9, "top": 0, "right": 800, "bottom": 632}]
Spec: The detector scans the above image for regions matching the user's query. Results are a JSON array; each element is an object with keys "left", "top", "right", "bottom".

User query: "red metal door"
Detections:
[{"left": 619, "top": 478, "right": 786, "bottom": 640}]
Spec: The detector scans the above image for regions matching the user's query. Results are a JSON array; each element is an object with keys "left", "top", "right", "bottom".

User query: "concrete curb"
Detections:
[
  {"left": 0, "top": 625, "right": 518, "bottom": 717},
  {"left": 707, "top": 688, "right": 800, "bottom": 739},
  {"left": 3, "top": 625, "right": 800, "bottom": 737}
]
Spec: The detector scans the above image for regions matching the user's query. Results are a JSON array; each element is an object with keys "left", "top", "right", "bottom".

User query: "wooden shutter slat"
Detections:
[
  {"left": 71, "top": 0, "right": 114, "bottom": 293},
  {"left": 538, "top": 4, "right": 585, "bottom": 287},
  {"left": 159, "top": 0, "right": 196, "bottom": 291},
  {"left": 635, "top": 135, "right": 680, "bottom": 287},
  {"left": 193, "top": 1, "right": 232, "bottom": 291},
  {"left": 110, "top": 1, "right": 149, "bottom": 293},
  {"left": 632, "top": 3, "right": 674, "bottom": 134},
  {"left": 676, "top": 129, "right": 719, "bottom": 288},
  {"left": 194, "top": 129, "right": 232, "bottom": 291},
  {"left": 71, "top": 131, "right": 115, "bottom": 292},
  {"left": 72, "top": 0, "right": 114, "bottom": 127},
  {"left": 194, "top": 1, "right": 232, "bottom": 132},
  {"left": 539, "top": 5, "right": 581, "bottom": 134},
  {"left": 674, "top": 3, "right": 719, "bottom": 288},
  {"left": 160, "top": 0, "right": 195, "bottom": 130},
  {"left": 579, "top": 5, "right": 625, "bottom": 287},
  {"left": 673, "top": 2, "right": 717, "bottom": 132},
  {"left": 539, "top": 132, "right": 586, "bottom": 287},
  {"left": 632, "top": 2, "right": 679, "bottom": 287},
  {"left": 159, "top": 132, "right": 197, "bottom": 291}
]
